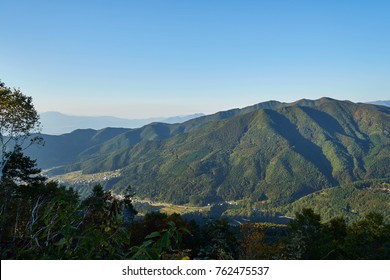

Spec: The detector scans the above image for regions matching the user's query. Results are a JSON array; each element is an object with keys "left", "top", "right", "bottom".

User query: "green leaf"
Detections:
[
  {"left": 159, "top": 231, "right": 171, "bottom": 250},
  {"left": 167, "top": 221, "right": 176, "bottom": 228},
  {"left": 55, "top": 238, "right": 66, "bottom": 247},
  {"left": 146, "top": 231, "right": 160, "bottom": 239}
]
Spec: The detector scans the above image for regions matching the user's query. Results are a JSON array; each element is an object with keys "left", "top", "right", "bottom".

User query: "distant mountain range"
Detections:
[
  {"left": 368, "top": 100, "right": 390, "bottom": 107},
  {"left": 39, "top": 112, "right": 205, "bottom": 135},
  {"left": 40, "top": 101, "right": 389, "bottom": 135}
]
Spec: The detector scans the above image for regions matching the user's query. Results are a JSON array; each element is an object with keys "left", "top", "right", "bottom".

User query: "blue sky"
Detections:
[{"left": 1, "top": 0, "right": 389, "bottom": 118}]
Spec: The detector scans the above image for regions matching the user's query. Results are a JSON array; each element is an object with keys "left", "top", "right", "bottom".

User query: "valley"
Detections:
[{"left": 28, "top": 97, "right": 390, "bottom": 222}]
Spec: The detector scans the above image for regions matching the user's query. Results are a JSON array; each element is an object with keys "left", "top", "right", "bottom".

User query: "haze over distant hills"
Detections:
[
  {"left": 40, "top": 101, "right": 389, "bottom": 135},
  {"left": 368, "top": 100, "right": 390, "bottom": 107},
  {"left": 26, "top": 97, "right": 390, "bottom": 221},
  {"left": 39, "top": 112, "right": 205, "bottom": 135}
]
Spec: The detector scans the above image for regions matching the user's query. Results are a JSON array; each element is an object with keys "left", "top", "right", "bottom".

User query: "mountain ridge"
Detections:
[
  {"left": 39, "top": 111, "right": 205, "bottom": 135},
  {"left": 26, "top": 97, "right": 389, "bottom": 212},
  {"left": 368, "top": 100, "right": 390, "bottom": 107}
]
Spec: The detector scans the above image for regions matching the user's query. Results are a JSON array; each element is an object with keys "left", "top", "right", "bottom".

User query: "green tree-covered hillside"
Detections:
[{"left": 26, "top": 98, "right": 389, "bottom": 210}]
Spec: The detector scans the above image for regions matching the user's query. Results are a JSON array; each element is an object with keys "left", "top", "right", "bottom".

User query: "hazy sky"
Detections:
[{"left": 1, "top": 0, "right": 389, "bottom": 118}]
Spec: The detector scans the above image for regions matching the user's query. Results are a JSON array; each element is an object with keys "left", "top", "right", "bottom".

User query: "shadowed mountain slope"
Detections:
[{"left": 26, "top": 98, "right": 390, "bottom": 207}]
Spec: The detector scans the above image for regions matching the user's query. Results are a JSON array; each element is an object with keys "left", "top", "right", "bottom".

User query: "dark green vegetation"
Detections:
[
  {"left": 1, "top": 173, "right": 389, "bottom": 259},
  {"left": 282, "top": 179, "right": 390, "bottom": 223},
  {"left": 1, "top": 80, "right": 42, "bottom": 178},
  {"left": 26, "top": 97, "right": 390, "bottom": 221},
  {"left": 1, "top": 145, "right": 389, "bottom": 259}
]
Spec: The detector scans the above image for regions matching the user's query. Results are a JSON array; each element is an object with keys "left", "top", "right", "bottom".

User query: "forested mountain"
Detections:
[
  {"left": 28, "top": 99, "right": 291, "bottom": 171},
  {"left": 26, "top": 98, "right": 390, "bottom": 214}
]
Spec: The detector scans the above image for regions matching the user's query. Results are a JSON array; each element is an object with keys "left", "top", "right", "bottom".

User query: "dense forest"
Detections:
[{"left": 1, "top": 175, "right": 390, "bottom": 259}]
